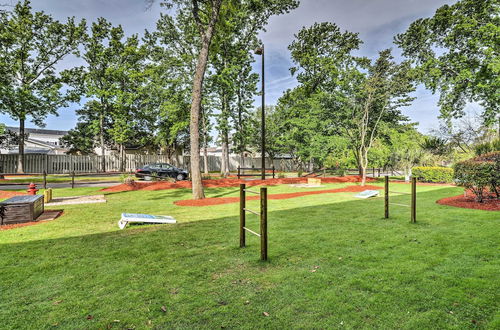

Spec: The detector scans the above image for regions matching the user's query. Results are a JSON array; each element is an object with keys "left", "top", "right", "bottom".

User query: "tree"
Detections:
[
  {"left": 157, "top": 0, "right": 298, "bottom": 198},
  {"left": 283, "top": 23, "right": 415, "bottom": 184},
  {"left": 159, "top": 0, "right": 223, "bottom": 199},
  {"left": 387, "top": 125, "right": 425, "bottom": 181},
  {"left": 395, "top": 0, "right": 500, "bottom": 130},
  {"left": 336, "top": 50, "right": 415, "bottom": 185},
  {"left": 0, "top": 0, "right": 85, "bottom": 172}
]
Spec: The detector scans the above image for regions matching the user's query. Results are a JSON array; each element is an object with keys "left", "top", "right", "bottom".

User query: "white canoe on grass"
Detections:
[
  {"left": 118, "top": 213, "right": 177, "bottom": 229},
  {"left": 354, "top": 190, "right": 380, "bottom": 199}
]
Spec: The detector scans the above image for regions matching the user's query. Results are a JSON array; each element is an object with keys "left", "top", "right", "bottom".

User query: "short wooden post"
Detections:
[
  {"left": 384, "top": 175, "right": 389, "bottom": 219},
  {"left": 372, "top": 167, "right": 375, "bottom": 177},
  {"left": 237, "top": 166, "right": 241, "bottom": 180},
  {"left": 260, "top": 187, "right": 268, "bottom": 261},
  {"left": 272, "top": 165, "right": 275, "bottom": 179},
  {"left": 43, "top": 171, "right": 47, "bottom": 189},
  {"left": 411, "top": 177, "right": 416, "bottom": 223},
  {"left": 71, "top": 171, "right": 75, "bottom": 189},
  {"left": 240, "top": 184, "right": 246, "bottom": 248},
  {"left": 44, "top": 190, "right": 50, "bottom": 203},
  {"left": 378, "top": 168, "right": 381, "bottom": 177}
]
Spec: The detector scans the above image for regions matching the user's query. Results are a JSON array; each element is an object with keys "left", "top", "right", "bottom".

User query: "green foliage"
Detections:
[
  {"left": 0, "top": 0, "right": 86, "bottom": 171},
  {"left": 119, "top": 174, "right": 136, "bottom": 185},
  {"left": 454, "top": 151, "right": 500, "bottom": 202},
  {"left": 412, "top": 166, "right": 454, "bottom": 183},
  {"left": 474, "top": 138, "right": 500, "bottom": 156},
  {"left": 395, "top": 0, "right": 500, "bottom": 125}
]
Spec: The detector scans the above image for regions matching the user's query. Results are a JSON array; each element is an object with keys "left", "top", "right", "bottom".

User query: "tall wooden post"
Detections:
[
  {"left": 237, "top": 166, "right": 241, "bottom": 180},
  {"left": 260, "top": 187, "right": 268, "bottom": 261},
  {"left": 240, "top": 184, "right": 246, "bottom": 247},
  {"left": 411, "top": 177, "right": 416, "bottom": 223},
  {"left": 71, "top": 171, "right": 75, "bottom": 189},
  {"left": 43, "top": 171, "right": 47, "bottom": 189},
  {"left": 272, "top": 165, "right": 275, "bottom": 179},
  {"left": 384, "top": 176, "right": 389, "bottom": 218}
]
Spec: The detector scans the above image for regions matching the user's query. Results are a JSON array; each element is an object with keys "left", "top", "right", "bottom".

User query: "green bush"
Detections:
[
  {"left": 412, "top": 166, "right": 454, "bottom": 183},
  {"left": 454, "top": 151, "right": 500, "bottom": 202},
  {"left": 474, "top": 138, "right": 500, "bottom": 156}
]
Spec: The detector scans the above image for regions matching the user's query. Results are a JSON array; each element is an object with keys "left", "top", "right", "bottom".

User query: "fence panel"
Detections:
[{"left": 1, "top": 153, "right": 301, "bottom": 174}]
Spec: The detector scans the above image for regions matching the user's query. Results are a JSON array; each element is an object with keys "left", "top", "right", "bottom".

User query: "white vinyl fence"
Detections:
[{"left": 0, "top": 153, "right": 296, "bottom": 174}]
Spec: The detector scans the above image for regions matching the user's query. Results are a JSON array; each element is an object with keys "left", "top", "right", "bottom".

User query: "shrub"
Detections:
[
  {"left": 454, "top": 151, "right": 500, "bottom": 202},
  {"left": 474, "top": 138, "right": 500, "bottom": 156},
  {"left": 120, "top": 174, "right": 136, "bottom": 186},
  {"left": 412, "top": 166, "right": 454, "bottom": 183}
]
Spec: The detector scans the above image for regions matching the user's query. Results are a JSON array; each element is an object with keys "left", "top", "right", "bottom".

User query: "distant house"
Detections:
[{"left": 0, "top": 126, "right": 69, "bottom": 155}]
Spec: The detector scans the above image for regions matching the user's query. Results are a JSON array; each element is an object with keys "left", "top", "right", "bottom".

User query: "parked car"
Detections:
[{"left": 135, "top": 163, "right": 188, "bottom": 181}]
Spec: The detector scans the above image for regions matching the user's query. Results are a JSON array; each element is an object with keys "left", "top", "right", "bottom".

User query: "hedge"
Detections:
[
  {"left": 412, "top": 166, "right": 454, "bottom": 183},
  {"left": 453, "top": 151, "right": 500, "bottom": 202}
]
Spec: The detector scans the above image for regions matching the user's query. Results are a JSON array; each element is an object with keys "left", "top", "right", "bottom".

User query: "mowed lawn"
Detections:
[{"left": 0, "top": 182, "right": 499, "bottom": 329}]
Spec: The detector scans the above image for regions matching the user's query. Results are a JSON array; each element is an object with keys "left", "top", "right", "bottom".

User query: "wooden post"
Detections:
[
  {"left": 237, "top": 166, "right": 240, "bottom": 180},
  {"left": 384, "top": 175, "right": 389, "bottom": 219},
  {"left": 378, "top": 168, "right": 381, "bottom": 177},
  {"left": 240, "top": 184, "right": 246, "bottom": 248},
  {"left": 43, "top": 171, "right": 47, "bottom": 189},
  {"left": 411, "top": 177, "right": 416, "bottom": 223},
  {"left": 272, "top": 165, "right": 275, "bottom": 179},
  {"left": 372, "top": 167, "right": 375, "bottom": 177},
  {"left": 260, "top": 187, "right": 268, "bottom": 261},
  {"left": 71, "top": 171, "right": 75, "bottom": 189}
]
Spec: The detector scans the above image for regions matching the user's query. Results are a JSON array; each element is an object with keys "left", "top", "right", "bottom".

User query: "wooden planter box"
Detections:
[{"left": 0, "top": 195, "right": 44, "bottom": 225}]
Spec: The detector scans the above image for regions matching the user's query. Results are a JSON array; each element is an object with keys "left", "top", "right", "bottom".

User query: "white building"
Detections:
[{"left": 0, "top": 126, "right": 69, "bottom": 155}]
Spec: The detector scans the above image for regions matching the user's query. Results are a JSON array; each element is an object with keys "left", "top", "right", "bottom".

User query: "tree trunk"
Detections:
[
  {"left": 203, "top": 143, "right": 209, "bottom": 175},
  {"left": 119, "top": 143, "right": 125, "bottom": 172},
  {"left": 99, "top": 113, "right": 106, "bottom": 173},
  {"left": 201, "top": 106, "right": 209, "bottom": 175},
  {"left": 224, "top": 130, "right": 230, "bottom": 177},
  {"left": 359, "top": 148, "right": 368, "bottom": 186},
  {"left": 189, "top": 0, "right": 221, "bottom": 200},
  {"left": 360, "top": 166, "right": 366, "bottom": 186},
  {"left": 220, "top": 138, "right": 227, "bottom": 177},
  {"left": 17, "top": 118, "right": 25, "bottom": 173}
]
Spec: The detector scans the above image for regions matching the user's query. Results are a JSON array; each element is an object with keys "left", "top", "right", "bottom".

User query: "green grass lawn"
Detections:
[{"left": 0, "top": 182, "right": 498, "bottom": 329}]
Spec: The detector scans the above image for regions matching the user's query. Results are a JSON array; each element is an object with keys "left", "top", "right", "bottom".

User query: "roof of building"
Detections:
[{"left": 7, "top": 126, "right": 68, "bottom": 136}]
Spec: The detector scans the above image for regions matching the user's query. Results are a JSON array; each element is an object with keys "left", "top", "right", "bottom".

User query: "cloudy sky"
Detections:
[{"left": 1, "top": 0, "right": 480, "bottom": 133}]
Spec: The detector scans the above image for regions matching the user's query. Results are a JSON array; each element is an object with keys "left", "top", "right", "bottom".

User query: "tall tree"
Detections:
[
  {"left": 0, "top": 0, "right": 85, "bottom": 172},
  {"left": 395, "top": 0, "right": 499, "bottom": 130},
  {"left": 160, "top": 0, "right": 223, "bottom": 199}
]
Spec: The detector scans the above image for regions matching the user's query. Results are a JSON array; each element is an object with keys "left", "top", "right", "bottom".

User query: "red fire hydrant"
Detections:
[{"left": 27, "top": 183, "right": 39, "bottom": 195}]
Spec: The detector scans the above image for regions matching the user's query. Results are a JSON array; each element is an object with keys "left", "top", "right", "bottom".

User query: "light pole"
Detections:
[{"left": 255, "top": 44, "right": 265, "bottom": 180}]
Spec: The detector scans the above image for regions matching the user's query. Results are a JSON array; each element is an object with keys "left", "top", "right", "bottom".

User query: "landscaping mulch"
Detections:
[
  {"left": 437, "top": 194, "right": 500, "bottom": 211},
  {"left": 0, "top": 190, "right": 27, "bottom": 199},
  {"left": 101, "top": 175, "right": 372, "bottom": 193},
  {"left": 174, "top": 184, "right": 383, "bottom": 207},
  {"left": 0, "top": 210, "right": 63, "bottom": 231}
]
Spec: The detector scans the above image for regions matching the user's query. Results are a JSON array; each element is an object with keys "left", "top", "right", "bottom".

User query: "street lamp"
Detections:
[{"left": 255, "top": 44, "right": 265, "bottom": 180}]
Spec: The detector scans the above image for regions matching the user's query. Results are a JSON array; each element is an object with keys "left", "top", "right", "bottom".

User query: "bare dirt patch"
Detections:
[
  {"left": 174, "top": 184, "right": 382, "bottom": 207},
  {"left": 437, "top": 194, "right": 499, "bottom": 211},
  {"left": 101, "top": 175, "right": 372, "bottom": 193}
]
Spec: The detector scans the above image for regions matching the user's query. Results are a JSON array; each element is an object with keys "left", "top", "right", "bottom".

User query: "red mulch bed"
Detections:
[
  {"left": 0, "top": 190, "right": 27, "bottom": 199},
  {"left": 175, "top": 184, "right": 382, "bottom": 207},
  {"left": 437, "top": 193, "right": 500, "bottom": 211},
  {"left": 101, "top": 175, "right": 372, "bottom": 193},
  {"left": 0, "top": 210, "right": 64, "bottom": 231}
]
